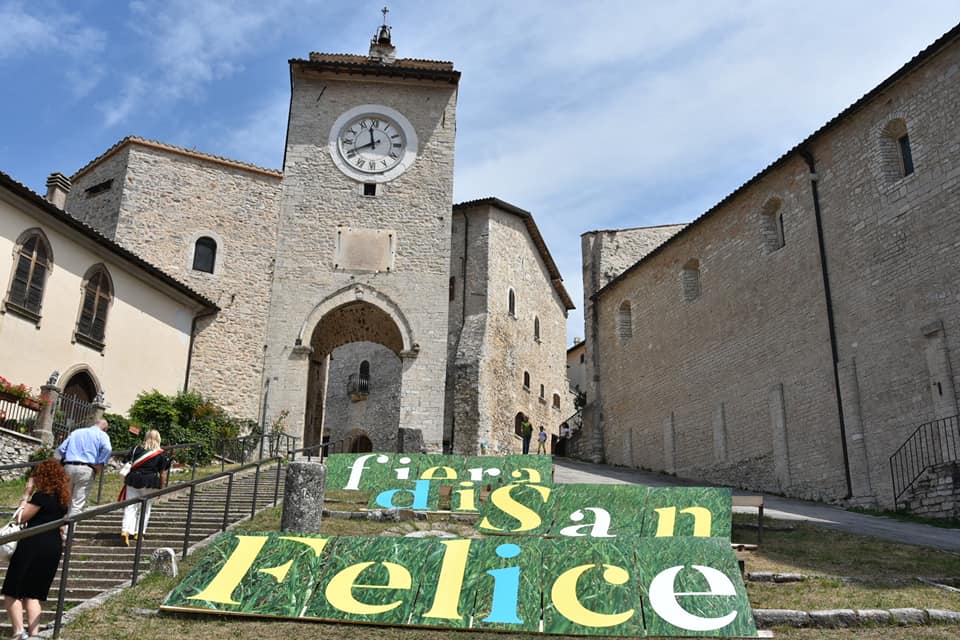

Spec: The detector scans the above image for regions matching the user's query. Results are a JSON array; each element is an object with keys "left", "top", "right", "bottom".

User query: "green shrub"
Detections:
[{"left": 124, "top": 390, "right": 249, "bottom": 465}]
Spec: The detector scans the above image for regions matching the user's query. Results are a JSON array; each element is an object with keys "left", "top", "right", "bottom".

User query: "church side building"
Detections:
[{"left": 586, "top": 23, "right": 960, "bottom": 510}]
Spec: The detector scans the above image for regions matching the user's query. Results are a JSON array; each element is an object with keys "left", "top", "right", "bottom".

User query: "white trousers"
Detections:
[
  {"left": 63, "top": 464, "right": 94, "bottom": 517},
  {"left": 121, "top": 485, "right": 154, "bottom": 535}
]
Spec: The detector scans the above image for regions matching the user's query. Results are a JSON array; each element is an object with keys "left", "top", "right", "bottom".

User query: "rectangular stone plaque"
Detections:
[{"left": 334, "top": 227, "right": 395, "bottom": 272}]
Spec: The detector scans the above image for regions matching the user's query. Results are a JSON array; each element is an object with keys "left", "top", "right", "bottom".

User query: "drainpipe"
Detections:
[
  {"left": 184, "top": 308, "right": 219, "bottom": 391},
  {"left": 799, "top": 149, "right": 853, "bottom": 499}
]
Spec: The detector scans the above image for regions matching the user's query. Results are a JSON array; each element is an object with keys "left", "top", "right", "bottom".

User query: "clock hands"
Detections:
[{"left": 353, "top": 130, "right": 382, "bottom": 152}]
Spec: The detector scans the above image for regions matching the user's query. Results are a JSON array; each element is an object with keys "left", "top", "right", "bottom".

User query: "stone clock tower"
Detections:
[{"left": 261, "top": 18, "right": 460, "bottom": 451}]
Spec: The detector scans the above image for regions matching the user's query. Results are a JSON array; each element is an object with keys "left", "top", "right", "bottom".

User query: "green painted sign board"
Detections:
[{"left": 163, "top": 532, "right": 757, "bottom": 637}]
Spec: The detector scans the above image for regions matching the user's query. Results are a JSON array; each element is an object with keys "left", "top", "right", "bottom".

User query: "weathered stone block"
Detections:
[{"left": 281, "top": 461, "right": 326, "bottom": 533}]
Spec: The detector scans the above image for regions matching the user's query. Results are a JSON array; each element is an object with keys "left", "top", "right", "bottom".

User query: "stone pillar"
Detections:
[
  {"left": 35, "top": 383, "right": 61, "bottom": 446},
  {"left": 769, "top": 383, "right": 791, "bottom": 490},
  {"left": 280, "top": 460, "right": 326, "bottom": 533}
]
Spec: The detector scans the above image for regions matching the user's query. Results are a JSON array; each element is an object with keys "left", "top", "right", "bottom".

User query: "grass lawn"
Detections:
[{"left": 54, "top": 502, "right": 960, "bottom": 640}]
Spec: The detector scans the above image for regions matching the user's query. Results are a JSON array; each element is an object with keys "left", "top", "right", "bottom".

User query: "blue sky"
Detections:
[{"left": 2, "top": 1, "right": 959, "bottom": 343}]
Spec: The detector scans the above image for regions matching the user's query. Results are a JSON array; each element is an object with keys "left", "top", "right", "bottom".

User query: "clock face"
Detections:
[
  {"left": 338, "top": 115, "right": 406, "bottom": 174},
  {"left": 329, "top": 105, "right": 418, "bottom": 183}
]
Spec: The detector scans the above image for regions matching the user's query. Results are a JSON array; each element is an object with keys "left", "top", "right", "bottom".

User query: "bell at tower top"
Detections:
[{"left": 369, "top": 6, "right": 396, "bottom": 65}]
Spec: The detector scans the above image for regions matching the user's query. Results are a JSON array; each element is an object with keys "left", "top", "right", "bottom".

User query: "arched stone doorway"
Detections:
[
  {"left": 62, "top": 369, "right": 98, "bottom": 403},
  {"left": 349, "top": 434, "right": 373, "bottom": 453},
  {"left": 303, "top": 292, "right": 409, "bottom": 453}
]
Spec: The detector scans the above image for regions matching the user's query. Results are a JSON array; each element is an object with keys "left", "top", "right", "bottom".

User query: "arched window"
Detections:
[
  {"left": 681, "top": 259, "right": 700, "bottom": 302},
  {"left": 75, "top": 265, "right": 113, "bottom": 350},
  {"left": 192, "top": 236, "right": 217, "bottom": 273},
  {"left": 880, "top": 118, "right": 915, "bottom": 180},
  {"left": 514, "top": 412, "right": 526, "bottom": 437},
  {"left": 760, "top": 198, "right": 785, "bottom": 253},
  {"left": 523, "top": 371, "right": 530, "bottom": 390},
  {"left": 5, "top": 229, "right": 52, "bottom": 321},
  {"left": 508, "top": 288, "right": 516, "bottom": 317},
  {"left": 552, "top": 393, "right": 561, "bottom": 409},
  {"left": 534, "top": 316, "right": 541, "bottom": 342},
  {"left": 617, "top": 300, "right": 632, "bottom": 340}
]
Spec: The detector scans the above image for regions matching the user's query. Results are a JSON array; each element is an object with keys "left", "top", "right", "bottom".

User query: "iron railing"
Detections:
[
  {"left": 216, "top": 433, "right": 299, "bottom": 470},
  {"left": 347, "top": 372, "right": 370, "bottom": 396},
  {"left": 0, "top": 398, "right": 40, "bottom": 436},
  {"left": 51, "top": 395, "right": 98, "bottom": 444},
  {"left": 0, "top": 453, "right": 284, "bottom": 638},
  {"left": 889, "top": 413, "right": 960, "bottom": 505},
  {"left": 291, "top": 437, "right": 350, "bottom": 461}
]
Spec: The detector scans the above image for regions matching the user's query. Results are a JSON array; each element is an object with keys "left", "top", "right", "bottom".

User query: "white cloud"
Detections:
[{"left": 0, "top": 1, "right": 106, "bottom": 59}]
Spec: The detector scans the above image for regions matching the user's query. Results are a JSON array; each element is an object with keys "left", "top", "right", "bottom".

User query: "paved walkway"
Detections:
[{"left": 553, "top": 458, "right": 960, "bottom": 553}]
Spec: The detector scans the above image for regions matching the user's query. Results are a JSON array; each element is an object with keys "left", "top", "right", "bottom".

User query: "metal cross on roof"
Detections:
[{"left": 381, "top": 6, "right": 389, "bottom": 25}]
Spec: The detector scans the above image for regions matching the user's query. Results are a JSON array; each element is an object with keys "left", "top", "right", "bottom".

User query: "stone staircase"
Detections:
[{"left": 0, "top": 465, "right": 285, "bottom": 635}]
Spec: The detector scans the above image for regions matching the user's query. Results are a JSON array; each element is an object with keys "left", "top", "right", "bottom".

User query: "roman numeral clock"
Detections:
[{"left": 329, "top": 104, "right": 418, "bottom": 182}]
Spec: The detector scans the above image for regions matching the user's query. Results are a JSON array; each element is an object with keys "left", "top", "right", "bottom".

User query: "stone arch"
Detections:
[
  {"left": 298, "top": 283, "right": 416, "bottom": 356},
  {"left": 347, "top": 430, "right": 373, "bottom": 453},
  {"left": 59, "top": 365, "right": 102, "bottom": 403}
]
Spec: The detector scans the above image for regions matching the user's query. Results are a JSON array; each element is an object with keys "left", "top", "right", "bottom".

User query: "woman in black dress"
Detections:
[{"left": 2, "top": 458, "right": 70, "bottom": 639}]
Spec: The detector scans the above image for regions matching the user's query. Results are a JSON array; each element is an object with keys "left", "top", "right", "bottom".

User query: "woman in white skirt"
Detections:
[{"left": 119, "top": 429, "right": 170, "bottom": 546}]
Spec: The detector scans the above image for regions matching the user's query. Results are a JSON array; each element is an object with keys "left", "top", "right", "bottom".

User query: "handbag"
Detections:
[
  {"left": 0, "top": 506, "right": 25, "bottom": 561},
  {"left": 119, "top": 462, "right": 132, "bottom": 478}
]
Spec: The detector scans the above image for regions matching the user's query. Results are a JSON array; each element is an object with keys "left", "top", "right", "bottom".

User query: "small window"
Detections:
[
  {"left": 75, "top": 265, "right": 113, "bottom": 350},
  {"left": 897, "top": 134, "right": 914, "bottom": 176},
  {"left": 523, "top": 371, "right": 530, "bottom": 390},
  {"left": 84, "top": 179, "right": 113, "bottom": 198},
  {"left": 880, "top": 118, "right": 915, "bottom": 181},
  {"left": 761, "top": 198, "right": 785, "bottom": 253},
  {"left": 5, "top": 230, "right": 52, "bottom": 322},
  {"left": 514, "top": 412, "right": 526, "bottom": 437},
  {"left": 579, "top": 353, "right": 585, "bottom": 364},
  {"left": 534, "top": 316, "right": 541, "bottom": 342},
  {"left": 449, "top": 276, "right": 455, "bottom": 302},
  {"left": 508, "top": 289, "right": 516, "bottom": 317},
  {"left": 617, "top": 300, "right": 632, "bottom": 340},
  {"left": 682, "top": 259, "right": 700, "bottom": 302},
  {"left": 539, "top": 384, "right": 545, "bottom": 399},
  {"left": 552, "top": 393, "right": 561, "bottom": 409},
  {"left": 193, "top": 237, "right": 217, "bottom": 273},
  {"left": 358, "top": 360, "right": 370, "bottom": 393},
  {"left": 363, "top": 182, "right": 377, "bottom": 197}
]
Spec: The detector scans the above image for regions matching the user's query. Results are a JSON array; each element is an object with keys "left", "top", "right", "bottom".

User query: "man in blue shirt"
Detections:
[{"left": 56, "top": 418, "right": 112, "bottom": 515}]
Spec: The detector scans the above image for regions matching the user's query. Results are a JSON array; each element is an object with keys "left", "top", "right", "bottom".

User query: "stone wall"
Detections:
[
  {"left": 590, "top": 32, "right": 960, "bottom": 506},
  {"left": 580, "top": 225, "right": 683, "bottom": 463},
  {"left": 65, "top": 145, "right": 129, "bottom": 239},
  {"left": 320, "top": 341, "right": 402, "bottom": 452},
  {"left": 810, "top": 38, "right": 960, "bottom": 505},
  {"left": 69, "top": 143, "right": 282, "bottom": 421},
  {"left": 901, "top": 462, "right": 959, "bottom": 519},
  {"left": 0, "top": 428, "right": 43, "bottom": 482}
]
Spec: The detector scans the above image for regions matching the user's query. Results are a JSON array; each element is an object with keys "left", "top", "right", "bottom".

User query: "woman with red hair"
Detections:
[{"left": 2, "top": 458, "right": 70, "bottom": 639}]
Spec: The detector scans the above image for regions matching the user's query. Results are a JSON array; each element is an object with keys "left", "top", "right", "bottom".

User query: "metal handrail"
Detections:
[
  {"left": 289, "top": 437, "right": 350, "bottom": 462},
  {"left": 0, "top": 454, "right": 284, "bottom": 638},
  {"left": 889, "top": 413, "right": 960, "bottom": 505}
]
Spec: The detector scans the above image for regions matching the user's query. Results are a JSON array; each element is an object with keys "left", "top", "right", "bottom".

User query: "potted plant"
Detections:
[
  {"left": 0, "top": 376, "right": 29, "bottom": 404},
  {"left": 19, "top": 392, "right": 47, "bottom": 411}
]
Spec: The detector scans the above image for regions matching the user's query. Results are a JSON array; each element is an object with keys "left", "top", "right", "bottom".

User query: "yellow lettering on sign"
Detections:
[
  {"left": 453, "top": 481, "right": 477, "bottom": 512},
  {"left": 325, "top": 561, "right": 412, "bottom": 615},
  {"left": 478, "top": 484, "right": 551, "bottom": 532},
  {"left": 188, "top": 535, "right": 331, "bottom": 605},
  {"left": 653, "top": 506, "right": 713, "bottom": 537},
  {"left": 420, "top": 466, "right": 458, "bottom": 481},
  {"left": 188, "top": 535, "right": 269, "bottom": 605},
  {"left": 422, "top": 539, "right": 472, "bottom": 620},
  {"left": 551, "top": 564, "right": 634, "bottom": 628}
]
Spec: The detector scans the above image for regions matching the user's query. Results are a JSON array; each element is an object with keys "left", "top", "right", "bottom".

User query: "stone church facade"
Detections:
[
  {"left": 58, "top": 24, "right": 573, "bottom": 455},
  {"left": 581, "top": 23, "right": 960, "bottom": 509}
]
